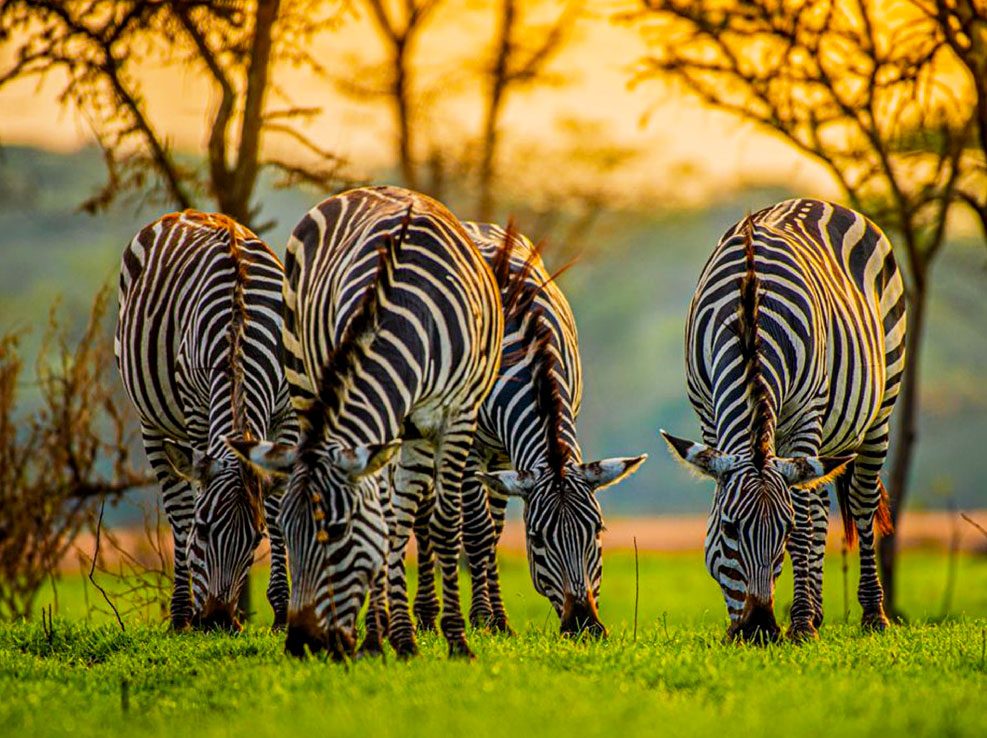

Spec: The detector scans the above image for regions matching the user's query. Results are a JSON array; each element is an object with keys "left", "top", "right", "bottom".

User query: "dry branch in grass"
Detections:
[{"left": 0, "top": 286, "right": 152, "bottom": 619}]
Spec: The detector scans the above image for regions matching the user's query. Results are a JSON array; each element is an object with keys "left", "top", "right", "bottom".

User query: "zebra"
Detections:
[
  {"left": 661, "top": 199, "right": 906, "bottom": 642},
  {"left": 409, "top": 222, "right": 647, "bottom": 637},
  {"left": 227, "top": 186, "right": 503, "bottom": 659},
  {"left": 115, "top": 210, "right": 297, "bottom": 631}
]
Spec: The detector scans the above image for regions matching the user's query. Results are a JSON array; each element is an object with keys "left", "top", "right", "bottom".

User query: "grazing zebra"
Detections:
[
  {"left": 115, "top": 211, "right": 297, "bottom": 631},
  {"left": 228, "top": 186, "right": 503, "bottom": 659},
  {"left": 662, "top": 199, "right": 906, "bottom": 642},
  {"left": 410, "top": 222, "right": 646, "bottom": 637}
]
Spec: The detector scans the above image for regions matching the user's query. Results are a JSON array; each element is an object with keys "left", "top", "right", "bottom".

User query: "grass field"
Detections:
[{"left": 2, "top": 551, "right": 985, "bottom": 738}]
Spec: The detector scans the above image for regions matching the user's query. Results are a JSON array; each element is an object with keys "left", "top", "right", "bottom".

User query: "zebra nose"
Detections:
[
  {"left": 199, "top": 595, "right": 242, "bottom": 632},
  {"left": 285, "top": 606, "right": 327, "bottom": 658},
  {"left": 728, "top": 595, "right": 781, "bottom": 645},
  {"left": 560, "top": 591, "right": 607, "bottom": 638}
]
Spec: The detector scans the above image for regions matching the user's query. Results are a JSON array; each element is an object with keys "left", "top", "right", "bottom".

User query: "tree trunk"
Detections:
[
  {"left": 477, "top": 0, "right": 514, "bottom": 223},
  {"left": 879, "top": 280, "right": 926, "bottom": 617}
]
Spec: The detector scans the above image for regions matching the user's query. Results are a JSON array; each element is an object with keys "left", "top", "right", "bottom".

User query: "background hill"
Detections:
[{"left": 1, "top": 145, "right": 985, "bottom": 516}]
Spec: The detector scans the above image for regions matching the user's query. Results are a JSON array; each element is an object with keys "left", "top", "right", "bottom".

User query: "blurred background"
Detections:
[{"left": 0, "top": 0, "right": 985, "bottom": 619}]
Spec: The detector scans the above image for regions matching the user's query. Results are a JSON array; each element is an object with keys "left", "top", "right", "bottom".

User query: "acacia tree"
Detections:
[
  {"left": 475, "top": 0, "right": 581, "bottom": 221},
  {"left": 0, "top": 0, "right": 347, "bottom": 231},
  {"left": 628, "top": 0, "right": 983, "bottom": 614}
]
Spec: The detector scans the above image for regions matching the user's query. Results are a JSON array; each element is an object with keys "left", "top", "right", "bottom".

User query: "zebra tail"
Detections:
[
  {"left": 875, "top": 479, "right": 894, "bottom": 536},
  {"left": 835, "top": 465, "right": 858, "bottom": 549}
]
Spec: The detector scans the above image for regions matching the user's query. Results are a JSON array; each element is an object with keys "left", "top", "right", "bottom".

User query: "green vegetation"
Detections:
[{"left": 2, "top": 552, "right": 985, "bottom": 738}]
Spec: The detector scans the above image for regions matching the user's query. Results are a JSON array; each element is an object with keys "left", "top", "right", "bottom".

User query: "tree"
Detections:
[
  {"left": 340, "top": 0, "right": 443, "bottom": 192},
  {"left": 0, "top": 0, "right": 347, "bottom": 231},
  {"left": 627, "top": 0, "right": 983, "bottom": 614},
  {"left": 0, "top": 288, "right": 151, "bottom": 619},
  {"left": 475, "top": 0, "right": 581, "bottom": 221}
]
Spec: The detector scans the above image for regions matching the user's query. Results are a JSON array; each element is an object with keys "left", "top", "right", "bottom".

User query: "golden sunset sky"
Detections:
[{"left": 0, "top": 2, "right": 836, "bottom": 205}]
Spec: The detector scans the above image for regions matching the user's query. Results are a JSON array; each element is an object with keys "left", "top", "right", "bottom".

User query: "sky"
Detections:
[{"left": 0, "top": 2, "right": 838, "bottom": 206}]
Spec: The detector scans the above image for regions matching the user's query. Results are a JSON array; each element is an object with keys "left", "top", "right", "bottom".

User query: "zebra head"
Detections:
[
  {"left": 480, "top": 454, "right": 646, "bottom": 637},
  {"left": 228, "top": 436, "right": 398, "bottom": 659},
  {"left": 162, "top": 441, "right": 267, "bottom": 632},
  {"left": 661, "top": 430, "right": 852, "bottom": 643}
]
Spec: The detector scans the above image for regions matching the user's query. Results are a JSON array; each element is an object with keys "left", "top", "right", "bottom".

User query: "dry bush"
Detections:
[{"left": 0, "top": 286, "right": 151, "bottom": 619}]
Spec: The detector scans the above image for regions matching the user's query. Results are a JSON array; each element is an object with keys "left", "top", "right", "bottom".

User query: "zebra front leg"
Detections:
[
  {"left": 143, "top": 430, "right": 196, "bottom": 631},
  {"left": 358, "top": 567, "right": 389, "bottom": 658},
  {"left": 412, "top": 491, "right": 439, "bottom": 632},
  {"left": 432, "top": 412, "right": 478, "bottom": 659},
  {"left": 808, "top": 490, "right": 829, "bottom": 629},
  {"left": 387, "top": 440, "right": 432, "bottom": 658},
  {"left": 786, "top": 488, "right": 819, "bottom": 642},
  {"left": 264, "top": 491, "right": 289, "bottom": 630}
]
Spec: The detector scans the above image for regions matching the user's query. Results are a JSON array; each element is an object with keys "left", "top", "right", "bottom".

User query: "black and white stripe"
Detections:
[
  {"left": 410, "top": 223, "right": 646, "bottom": 636},
  {"left": 230, "top": 186, "right": 503, "bottom": 659},
  {"left": 662, "top": 199, "right": 906, "bottom": 642},
  {"left": 115, "top": 211, "right": 297, "bottom": 631}
]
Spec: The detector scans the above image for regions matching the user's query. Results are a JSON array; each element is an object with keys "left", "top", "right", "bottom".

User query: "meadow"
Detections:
[{"left": 1, "top": 551, "right": 984, "bottom": 738}]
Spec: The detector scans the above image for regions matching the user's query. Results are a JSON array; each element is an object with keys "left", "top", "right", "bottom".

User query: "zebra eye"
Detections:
[
  {"left": 721, "top": 519, "right": 739, "bottom": 539},
  {"left": 527, "top": 530, "right": 544, "bottom": 548}
]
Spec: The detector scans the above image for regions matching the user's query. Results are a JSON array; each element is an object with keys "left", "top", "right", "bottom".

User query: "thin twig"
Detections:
[
  {"left": 960, "top": 513, "right": 987, "bottom": 539},
  {"left": 633, "top": 535, "right": 640, "bottom": 643},
  {"left": 89, "top": 497, "right": 125, "bottom": 632}
]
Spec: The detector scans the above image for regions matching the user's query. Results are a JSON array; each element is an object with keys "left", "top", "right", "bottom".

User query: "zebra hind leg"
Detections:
[
  {"left": 485, "top": 488, "right": 513, "bottom": 634},
  {"left": 412, "top": 492, "right": 440, "bottom": 633},
  {"left": 386, "top": 440, "right": 432, "bottom": 658},
  {"left": 462, "top": 455, "right": 495, "bottom": 630},
  {"left": 431, "top": 412, "right": 479, "bottom": 659},
  {"left": 358, "top": 567, "right": 389, "bottom": 658},
  {"left": 850, "top": 423, "right": 893, "bottom": 632}
]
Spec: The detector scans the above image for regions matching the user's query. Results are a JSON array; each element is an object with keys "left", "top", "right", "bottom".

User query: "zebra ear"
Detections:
[
  {"left": 225, "top": 437, "right": 297, "bottom": 477},
  {"left": 478, "top": 470, "right": 537, "bottom": 500},
  {"left": 659, "top": 430, "right": 739, "bottom": 479},
  {"left": 578, "top": 454, "right": 648, "bottom": 492},
  {"left": 773, "top": 454, "right": 856, "bottom": 490},
  {"left": 163, "top": 440, "right": 220, "bottom": 484},
  {"left": 333, "top": 440, "right": 401, "bottom": 480}
]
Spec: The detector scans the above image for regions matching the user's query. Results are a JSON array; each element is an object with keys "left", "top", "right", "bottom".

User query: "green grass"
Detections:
[{"left": 2, "top": 552, "right": 985, "bottom": 738}]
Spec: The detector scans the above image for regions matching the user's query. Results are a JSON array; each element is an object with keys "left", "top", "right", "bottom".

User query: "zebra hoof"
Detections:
[
  {"left": 490, "top": 616, "right": 514, "bottom": 636},
  {"left": 786, "top": 623, "right": 819, "bottom": 643},
  {"left": 447, "top": 638, "right": 476, "bottom": 660},
  {"left": 391, "top": 639, "right": 419, "bottom": 660},
  {"left": 861, "top": 610, "right": 890, "bottom": 632},
  {"left": 469, "top": 610, "right": 494, "bottom": 631},
  {"left": 415, "top": 617, "right": 438, "bottom": 634},
  {"left": 271, "top": 615, "right": 287, "bottom": 633},
  {"left": 356, "top": 639, "right": 385, "bottom": 660}
]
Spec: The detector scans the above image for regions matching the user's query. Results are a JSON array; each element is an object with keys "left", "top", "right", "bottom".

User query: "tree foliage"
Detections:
[{"left": 0, "top": 0, "right": 349, "bottom": 231}]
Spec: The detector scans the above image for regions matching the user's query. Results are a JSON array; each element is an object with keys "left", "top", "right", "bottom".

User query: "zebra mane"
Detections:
[
  {"left": 529, "top": 310, "right": 573, "bottom": 478},
  {"left": 302, "top": 207, "right": 410, "bottom": 450},
  {"left": 737, "top": 213, "right": 775, "bottom": 470}
]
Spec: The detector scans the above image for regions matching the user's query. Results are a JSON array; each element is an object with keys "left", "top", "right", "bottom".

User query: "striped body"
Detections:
[
  {"left": 411, "top": 223, "right": 646, "bottom": 636},
  {"left": 666, "top": 198, "right": 906, "bottom": 641},
  {"left": 246, "top": 186, "right": 503, "bottom": 659},
  {"left": 115, "top": 211, "right": 296, "bottom": 630}
]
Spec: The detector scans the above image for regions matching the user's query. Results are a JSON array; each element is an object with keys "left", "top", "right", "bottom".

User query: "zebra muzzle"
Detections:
[
  {"left": 560, "top": 591, "right": 607, "bottom": 638},
  {"left": 198, "top": 595, "right": 242, "bottom": 633},
  {"left": 728, "top": 595, "right": 781, "bottom": 645}
]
